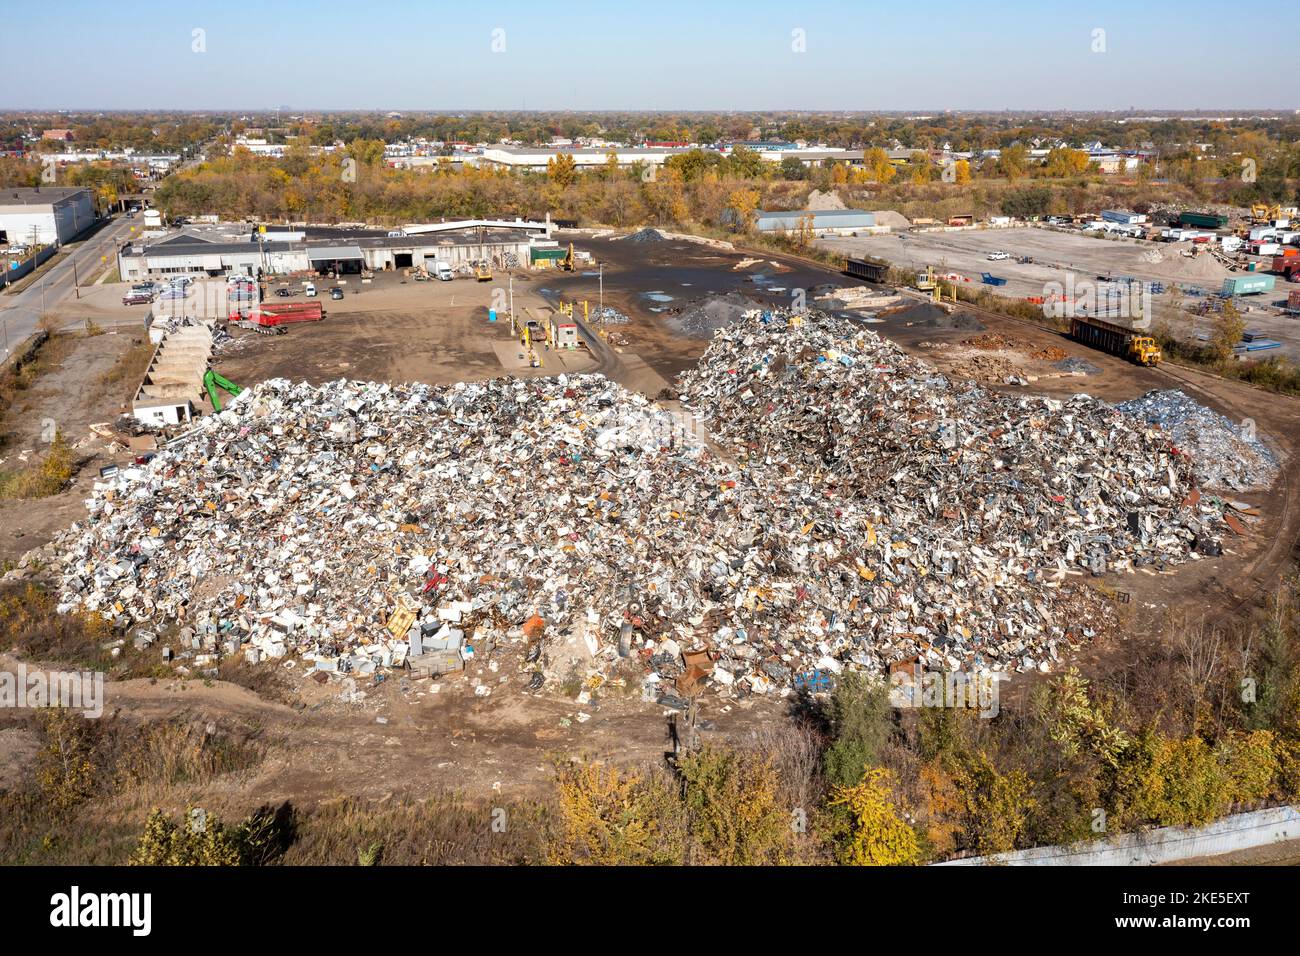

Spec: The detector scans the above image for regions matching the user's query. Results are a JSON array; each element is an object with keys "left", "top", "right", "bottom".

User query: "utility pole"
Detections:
[
  {"left": 598, "top": 260, "right": 603, "bottom": 321},
  {"left": 508, "top": 273, "right": 514, "bottom": 331}
]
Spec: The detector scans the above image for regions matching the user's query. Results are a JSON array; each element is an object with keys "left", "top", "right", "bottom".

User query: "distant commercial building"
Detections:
[
  {"left": 41, "top": 129, "right": 74, "bottom": 142},
  {"left": 752, "top": 209, "right": 876, "bottom": 235},
  {"left": 761, "top": 148, "right": 864, "bottom": 167},
  {"left": 477, "top": 145, "right": 696, "bottom": 171},
  {"left": 0, "top": 186, "right": 96, "bottom": 246}
]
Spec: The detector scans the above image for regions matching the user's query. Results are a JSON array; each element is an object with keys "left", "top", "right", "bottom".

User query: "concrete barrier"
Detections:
[
  {"left": 0, "top": 246, "right": 57, "bottom": 290},
  {"left": 939, "top": 804, "right": 1300, "bottom": 866}
]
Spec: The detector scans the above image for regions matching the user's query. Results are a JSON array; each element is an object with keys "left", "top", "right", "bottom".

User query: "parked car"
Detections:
[
  {"left": 275, "top": 288, "right": 297, "bottom": 298},
  {"left": 987, "top": 251, "right": 1010, "bottom": 261},
  {"left": 304, "top": 283, "right": 317, "bottom": 297},
  {"left": 329, "top": 287, "right": 344, "bottom": 300}
]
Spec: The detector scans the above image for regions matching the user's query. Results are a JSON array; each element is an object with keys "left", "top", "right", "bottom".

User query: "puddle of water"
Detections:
[{"left": 642, "top": 291, "right": 674, "bottom": 303}]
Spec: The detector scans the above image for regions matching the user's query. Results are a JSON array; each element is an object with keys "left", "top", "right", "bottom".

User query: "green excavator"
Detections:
[{"left": 203, "top": 369, "right": 243, "bottom": 412}]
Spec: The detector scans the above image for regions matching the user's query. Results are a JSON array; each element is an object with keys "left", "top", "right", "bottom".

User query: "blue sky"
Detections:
[{"left": 1, "top": 0, "right": 1293, "bottom": 111}]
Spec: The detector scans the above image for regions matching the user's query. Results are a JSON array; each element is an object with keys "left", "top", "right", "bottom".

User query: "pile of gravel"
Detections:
[{"left": 625, "top": 228, "right": 668, "bottom": 243}]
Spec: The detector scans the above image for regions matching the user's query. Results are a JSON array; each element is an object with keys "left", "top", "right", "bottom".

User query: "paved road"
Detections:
[{"left": 0, "top": 214, "right": 136, "bottom": 360}]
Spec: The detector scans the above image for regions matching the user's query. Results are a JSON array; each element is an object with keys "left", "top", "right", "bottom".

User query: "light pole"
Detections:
[
  {"left": 598, "top": 260, "right": 603, "bottom": 321},
  {"left": 508, "top": 273, "right": 514, "bottom": 331}
]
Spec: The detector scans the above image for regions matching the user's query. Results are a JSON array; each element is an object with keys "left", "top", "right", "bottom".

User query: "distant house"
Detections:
[{"left": 41, "top": 129, "right": 74, "bottom": 142}]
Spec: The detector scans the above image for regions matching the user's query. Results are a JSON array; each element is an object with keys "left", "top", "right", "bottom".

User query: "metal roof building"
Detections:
[
  {"left": 117, "top": 223, "right": 542, "bottom": 280},
  {"left": 753, "top": 209, "right": 876, "bottom": 235},
  {"left": 0, "top": 186, "right": 96, "bottom": 246}
]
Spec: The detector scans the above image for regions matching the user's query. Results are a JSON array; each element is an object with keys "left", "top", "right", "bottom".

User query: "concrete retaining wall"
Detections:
[
  {"left": 939, "top": 805, "right": 1300, "bottom": 866},
  {"left": 1, "top": 245, "right": 57, "bottom": 289}
]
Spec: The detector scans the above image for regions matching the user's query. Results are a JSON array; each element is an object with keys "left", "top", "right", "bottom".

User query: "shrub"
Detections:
[
  {"left": 677, "top": 745, "right": 793, "bottom": 865},
  {"left": 952, "top": 750, "right": 1035, "bottom": 855},
  {"left": 823, "top": 672, "right": 893, "bottom": 788},
  {"left": 549, "top": 760, "right": 685, "bottom": 865},
  {"left": 827, "top": 768, "right": 921, "bottom": 866}
]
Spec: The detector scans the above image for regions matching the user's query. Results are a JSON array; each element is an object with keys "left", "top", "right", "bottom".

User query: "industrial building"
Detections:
[
  {"left": 117, "top": 219, "right": 553, "bottom": 281},
  {"left": 0, "top": 186, "right": 96, "bottom": 246},
  {"left": 477, "top": 145, "right": 694, "bottom": 171},
  {"left": 753, "top": 209, "right": 877, "bottom": 236}
]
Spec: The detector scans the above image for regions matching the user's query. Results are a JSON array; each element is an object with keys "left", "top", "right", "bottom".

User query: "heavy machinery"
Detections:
[
  {"left": 475, "top": 262, "right": 493, "bottom": 282},
  {"left": 203, "top": 369, "right": 243, "bottom": 412},
  {"left": 1250, "top": 202, "right": 1282, "bottom": 224},
  {"left": 1070, "top": 316, "right": 1162, "bottom": 367},
  {"left": 558, "top": 242, "right": 576, "bottom": 272},
  {"left": 914, "top": 265, "right": 936, "bottom": 292}
]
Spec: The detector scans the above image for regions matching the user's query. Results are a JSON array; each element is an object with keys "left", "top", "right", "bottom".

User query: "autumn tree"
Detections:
[
  {"left": 908, "top": 150, "right": 932, "bottom": 184},
  {"left": 726, "top": 187, "right": 761, "bottom": 232},
  {"left": 863, "top": 147, "right": 896, "bottom": 184},
  {"left": 1210, "top": 298, "right": 1245, "bottom": 365},
  {"left": 998, "top": 144, "right": 1029, "bottom": 180},
  {"left": 546, "top": 152, "right": 577, "bottom": 189}
]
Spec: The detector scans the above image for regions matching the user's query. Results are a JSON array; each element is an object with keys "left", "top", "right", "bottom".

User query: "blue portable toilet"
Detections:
[{"left": 488, "top": 309, "right": 497, "bottom": 322}]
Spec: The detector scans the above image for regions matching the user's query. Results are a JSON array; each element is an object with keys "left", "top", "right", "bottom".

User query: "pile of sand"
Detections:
[
  {"left": 871, "top": 209, "right": 912, "bottom": 230},
  {"left": 806, "top": 189, "right": 847, "bottom": 211}
]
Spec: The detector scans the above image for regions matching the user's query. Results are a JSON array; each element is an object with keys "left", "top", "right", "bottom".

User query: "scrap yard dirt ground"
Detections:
[
  {"left": 822, "top": 226, "right": 1300, "bottom": 360},
  {"left": 3, "top": 231, "right": 1300, "bottom": 824}
]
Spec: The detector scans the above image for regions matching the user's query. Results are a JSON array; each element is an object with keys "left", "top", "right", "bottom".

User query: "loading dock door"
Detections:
[
  {"left": 394, "top": 253, "right": 413, "bottom": 268},
  {"left": 307, "top": 245, "right": 365, "bottom": 275}
]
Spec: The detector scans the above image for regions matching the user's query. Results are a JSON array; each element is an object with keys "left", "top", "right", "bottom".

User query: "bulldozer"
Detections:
[{"left": 475, "top": 262, "right": 493, "bottom": 282}]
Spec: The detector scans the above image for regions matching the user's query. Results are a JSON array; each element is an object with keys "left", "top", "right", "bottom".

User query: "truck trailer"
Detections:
[{"left": 1070, "top": 316, "right": 1162, "bottom": 366}]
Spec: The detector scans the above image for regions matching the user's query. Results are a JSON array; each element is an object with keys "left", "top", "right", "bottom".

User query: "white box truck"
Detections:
[{"left": 434, "top": 260, "right": 453, "bottom": 281}]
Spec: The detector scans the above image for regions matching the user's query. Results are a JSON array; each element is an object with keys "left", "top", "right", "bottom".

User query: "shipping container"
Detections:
[
  {"left": 1178, "top": 211, "right": 1228, "bottom": 229},
  {"left": 1287, "top": 290, "right": 1300, "bottom": 313},
  {"left": 1221, "top": 275, "right": 1276, "bottom": 296}
]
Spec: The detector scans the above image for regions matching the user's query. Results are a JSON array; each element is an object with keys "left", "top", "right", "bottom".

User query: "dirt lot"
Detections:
[
  {"left": 822, "top": 226, "right": 1300, "bottom": 360},
  {"left": 0, "top": 328, "right": 153, "bottom": 567},
  {"left": 213, "top": 272, "right": 598, "bottom": 390}
]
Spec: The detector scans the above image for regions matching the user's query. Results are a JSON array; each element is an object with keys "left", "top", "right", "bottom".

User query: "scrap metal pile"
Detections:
[
  {"left": 1115, "top": 389, "right": 1278, "bottom": 491},
  {"left": 41, "top": 308, "right": 1252, "bottom": 701}
]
